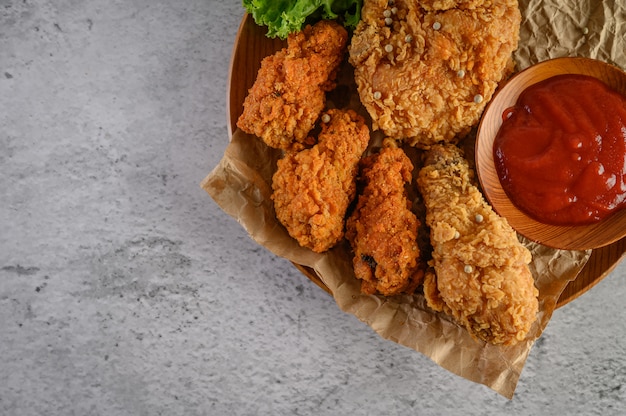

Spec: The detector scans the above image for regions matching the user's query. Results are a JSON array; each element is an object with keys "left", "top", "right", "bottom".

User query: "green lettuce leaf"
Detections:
[{"left": 242, "top": 0, "right": 362, "bottom": 39}]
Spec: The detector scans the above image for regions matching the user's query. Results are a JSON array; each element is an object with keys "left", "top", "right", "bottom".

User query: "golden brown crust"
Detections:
[
  {"left": 417, "top": 144, "right": 538, "bottom": 345},
  {"left": 349, "top": 0, "right": 521, "bottom": 147},
  {"left": 346, "top": 146, "right": 425, "bottom": 296},
  {"left": 237, "top": 20, "right": 348, "bottom": 152},
  {"left": 271, "top": 109, "right": 370, "bottom": 253}
]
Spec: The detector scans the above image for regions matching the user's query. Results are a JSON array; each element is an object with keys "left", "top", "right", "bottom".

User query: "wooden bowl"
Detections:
[
  {"left": 476, "top": 57, "right": 626, "bottom": 251},
  {"left": 229, "top": 15, "right": 625, "bottom": 307}
]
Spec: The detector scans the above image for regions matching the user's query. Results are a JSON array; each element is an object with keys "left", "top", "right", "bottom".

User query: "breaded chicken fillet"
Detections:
[
  {"left": 272, "top": 109, "right": 370, "bottom": 253},
  {"left": 237, "top": 20, "right": 348, "bottom": 152},
  {"left": 349, "top": 0, "right": 521, "bottom": 147},
  {"left": 346, "top": 146, "right": 425, "bottom": 296},
  {"left": 417, "top": 144, "right": 538, "bottom": 345}
]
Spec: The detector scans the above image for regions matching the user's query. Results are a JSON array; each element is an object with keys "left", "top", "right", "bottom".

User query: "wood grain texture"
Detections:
[{"left": 228, "top": 15, "right": 625, "bottom": 308}]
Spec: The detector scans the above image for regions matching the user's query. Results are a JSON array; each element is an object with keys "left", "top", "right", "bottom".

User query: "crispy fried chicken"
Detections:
[
  {"left": 237, "top": 20, "right": 348, "bottom": 152},
  {"left": 271, "top": 109, "right": 370, "bottom": 253},
  {"left": 349, "top": 0, "right": 521, "bottom": 147},
  {"left": 346, "top": 145, "right": 425, "bottom": 295},
  {"left": 417, "top": 144, "right": 538, "bottom": 345}
]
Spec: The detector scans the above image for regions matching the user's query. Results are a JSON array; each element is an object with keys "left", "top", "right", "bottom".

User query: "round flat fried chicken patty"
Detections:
[{"left": 349, "top": 0, "right": 521, "bottom": 147}]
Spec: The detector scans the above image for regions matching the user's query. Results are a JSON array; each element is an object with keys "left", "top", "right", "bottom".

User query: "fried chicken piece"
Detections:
[
  {"left": 237, "top": 20, "right": 348, "bottom": 152},
  {"left": 416, "top": 144, "right": 538, "bottom": 345},
  {"left": 346, "top": 146, "right": 425, "bottom": 296},
  {"left": 349, "top": 0, "right": 521, "bottom": 147},
  {"left": 271, "top": 109, "right": 370, "bottom": 253}
]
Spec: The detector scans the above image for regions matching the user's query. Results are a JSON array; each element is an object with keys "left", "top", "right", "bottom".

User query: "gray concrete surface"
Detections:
[{"left": 1, "top": 1, "right": 625, "bottom": 415}]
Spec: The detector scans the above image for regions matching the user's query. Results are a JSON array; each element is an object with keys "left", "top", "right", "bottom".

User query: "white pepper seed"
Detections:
[
  {"left": 433, "top": 21, "right": 441, "bottom": 30},
  {"left": 582, "top": 27, "right": 589, "bottom": 35},
  {"left": 405, "top": 35, "right": 413, "bottom": 43},
  {"left": 383, "top": 10, "right": 392, "bottom": 18},
  {"left": 385, "top": 17, "right": 393, "bottom": 25},
  {"left": 373, "top": 91, "right": 382, "bottom": 100},
  {"left": 474, "top": 94, "right": 484, "bottom": 104},
  {"left": 391, "top": 7, "right": 398, "bottom": 14},
  {"left": 457, "top": 69, "right": 465, "bottom": 78},
  {"left": 384, "top": 44, "right": 393, "bottom": 53},
  {"left": 454, "top": 231, "right": 461, "bottom": 239},
  {"left": 475, "top": 214, "right": 484, "bottom": 223},
  {"left": 321, "top": 114, "right": 331, "bottom": 123},
  {"left": 464, "top": 265, "right": 473, "bottom": 274}
]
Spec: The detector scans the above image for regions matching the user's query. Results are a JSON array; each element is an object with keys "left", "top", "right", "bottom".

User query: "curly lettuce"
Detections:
[{"left": 243, "top": 0, "right": 362, "bottom": 39}]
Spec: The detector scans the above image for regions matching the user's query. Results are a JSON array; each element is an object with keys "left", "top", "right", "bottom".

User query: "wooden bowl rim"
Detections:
[{"left": 476, "top": 57, "right": 626, "bottom": 251}]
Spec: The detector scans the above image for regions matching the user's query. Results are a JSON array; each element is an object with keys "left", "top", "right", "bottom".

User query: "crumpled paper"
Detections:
[
  {"left": 515, "top": 0, "right": 626, "bottom": 69},
  {"left": 202, "top": 0, "right": 624, "bottom": 398}
]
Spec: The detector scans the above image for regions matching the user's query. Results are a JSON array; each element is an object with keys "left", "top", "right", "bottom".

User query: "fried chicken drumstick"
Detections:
[
  {"left": 237, "top": 20, "right": 348, "bottom": 152},
  {"left": 346, "top": 146, "right": 425, "bottom": 296},
  {"left": 417, "top": 144, "right": 538, "bottom": 345},
  {"left": 271, "top": 109, "right": 370, "bottom": 253}
]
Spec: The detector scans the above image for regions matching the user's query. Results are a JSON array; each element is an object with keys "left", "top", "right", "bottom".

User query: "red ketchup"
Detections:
[{"left": 493, "top": 74, "right": 626, "bottom": 225}]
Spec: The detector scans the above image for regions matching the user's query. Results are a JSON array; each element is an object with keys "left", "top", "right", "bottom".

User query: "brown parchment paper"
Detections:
[{"left": 202, "top": 0, "right": 625, "bottom": 398}]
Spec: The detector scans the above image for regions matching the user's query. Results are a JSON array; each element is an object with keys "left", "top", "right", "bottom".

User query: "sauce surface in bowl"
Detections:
[{"left": 493, "top": 74, "right": 626, "bottom": 226}]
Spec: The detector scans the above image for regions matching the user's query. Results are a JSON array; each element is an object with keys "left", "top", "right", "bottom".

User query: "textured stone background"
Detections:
[{"left": 1, "top": 1, "right": 625, "bottom": 414}]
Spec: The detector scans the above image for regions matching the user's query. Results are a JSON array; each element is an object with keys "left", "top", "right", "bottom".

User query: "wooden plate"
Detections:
[
  {"left": 227, "top": 14, "right": 626, "bottom": 308},
  {"left": 476, "top": 57, "right": 626, "bottom": 251}
]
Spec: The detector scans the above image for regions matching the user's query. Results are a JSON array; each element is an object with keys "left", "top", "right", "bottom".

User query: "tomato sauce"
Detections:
[{"left": 493, "top": 74, "right": 626, "bottom": 225}]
